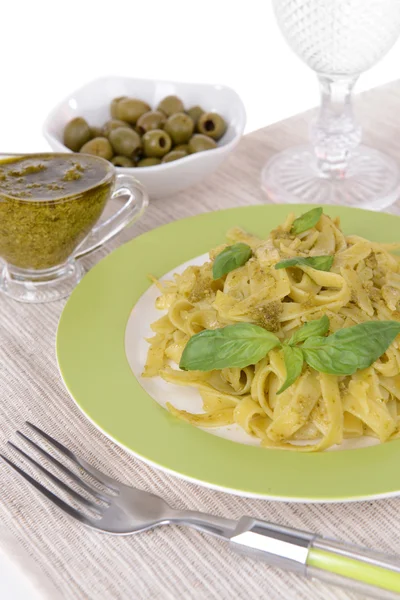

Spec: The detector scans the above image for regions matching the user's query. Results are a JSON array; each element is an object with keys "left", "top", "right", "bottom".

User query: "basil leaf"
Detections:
[
  {"left": 288, "top": 315, "right": 330, "bottom": 346},
  {"left": 291, "top": 207, "right": 323, "bottom": 235},
  {"left": 179, "top": 323, "right": 281, "bottom": 371},
  {"left": 212, "top": 243, "right": 252, "bottom": 280},
  {"left": 277, "top": 346, "right": 304, "bottom": 394},
  {"left": 302, "top": 321, "right": 400, "bottom": 376},
  {"left": 275, "top": 255, "right": 333, "bottom": 272}
]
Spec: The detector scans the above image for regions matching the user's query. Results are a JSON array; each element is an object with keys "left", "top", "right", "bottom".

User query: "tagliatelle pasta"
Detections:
[{"left": 143, "top": 212, "right": 400, "bottom": 451}]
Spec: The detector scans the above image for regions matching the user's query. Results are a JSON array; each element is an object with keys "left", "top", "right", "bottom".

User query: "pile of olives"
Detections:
[{"left": 63, "top": 95, "right": 227, "bottom": 168}]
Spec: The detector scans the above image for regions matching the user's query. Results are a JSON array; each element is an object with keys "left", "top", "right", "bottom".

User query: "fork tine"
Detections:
[
  {"left": 26, "top": 422, "right": 119, "bottom": 491},
  {"left": 0, "top": 453, "right": 98, "bottom": 528},
  {"left": 16, "top": 431, "right": 111, "bottom": 503},
  {"left": 8, "top": 442, "right": 103, "bottom": 514},
  {"left": 25, "top": 422, "right": 84, "bottom": 462}
]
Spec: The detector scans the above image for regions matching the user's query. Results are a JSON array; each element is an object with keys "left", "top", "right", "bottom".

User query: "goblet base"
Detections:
[
  {"left": 0, "top": 261, "right": 84, "bottom": 303},
  {"left": 261, "top": 145, "right": 400, "bottom": 210}
]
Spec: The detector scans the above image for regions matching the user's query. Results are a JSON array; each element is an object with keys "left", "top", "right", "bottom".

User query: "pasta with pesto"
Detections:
[{"left": 143, "top": 211, "right": 400, "bottom": 451}]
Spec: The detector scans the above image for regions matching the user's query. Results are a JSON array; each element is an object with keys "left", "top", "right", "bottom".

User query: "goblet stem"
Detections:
[{"left": 310, "top": 74, "right": 361, "bottom": 178}]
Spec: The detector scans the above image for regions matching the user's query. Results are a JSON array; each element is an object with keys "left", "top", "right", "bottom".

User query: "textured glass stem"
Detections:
[{"left": 311, "top": 74, "right": 361, "bottom": 177}]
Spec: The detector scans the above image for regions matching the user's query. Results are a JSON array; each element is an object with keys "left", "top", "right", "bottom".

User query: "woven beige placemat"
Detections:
[{"left": 2, "top": 84, "right": 400, "bottom": 599}]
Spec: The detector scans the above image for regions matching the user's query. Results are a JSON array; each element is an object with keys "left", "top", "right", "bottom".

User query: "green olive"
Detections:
[
  {"left": 188, "top": 134, "right": 217, "bottom": 153},
  {"left": 197, "top": 112, "right": 227, "bottom": 140},
  {"left": 90, "top": 126, "right": 103, "bottom": 138},
  {"left": 103, "top": 119, "right": 131, "bottom": 137},
  {"left": 109, "top": 127, "right": 142, "bottom": 158},
  {"left": 116, "top": 98, "right": 151, "bottom": 124},
  {"left": 137, "top": 157, "right": 162, "bottom": 167},
  {"left": 161, "top": 150, "right": 187, "bottom": 163},
  {"left": 142, "top": 129, "right": 172, "bottom": 158},
  {"left": 80, "top": 137, "right": 113, "bottom": 160},
  {"left": 157, "top": 95, "right": 184, "bottom": 117},
  {"left": 174, "top": 144, "right": 190, "bottom": 153},
  {"left": 64, "top": 117, "right": 92, "bottom": 152},
  {"left": 111, "top": 155, "right": 135, "bottom": 167},
  {"left": 163, "top": 113, "right": 194, "bottom": 145},
  {"left": 186, "top": 106, "right": 204, "bottom": 126},
  {"left": 110, "top": 96, "right": 127, "bottom": 119},
  {"left": 136, "top": 111, "right": 167, "bottom": 135}
]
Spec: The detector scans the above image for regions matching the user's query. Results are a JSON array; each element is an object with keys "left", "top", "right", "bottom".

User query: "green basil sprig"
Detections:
[
  {"left": 277, "top": 346, "right": 304, "bottom": 394},
  {"left": 301, "top": 321, "right": 400, "bottom": 376},
  {"left": 288, "top": 315, "right": 330, "bottom": 346},
  {"left": 291, "top": 207, "right": 323, "bottom": 235},
  {"left": 212, "top": 243, "right": 252, "bottom": 280},
  {"left": 179, "top": 323, "right": 280, "bottom": 371},
  {"left": 179, "top": 318, "right": 400, "bottom": 391},
  {"left": 275, "top": 255, "right": 333, "bottom": 272},
  {"left": 276, "top": 315, "right": 330, "bottom": 393}
]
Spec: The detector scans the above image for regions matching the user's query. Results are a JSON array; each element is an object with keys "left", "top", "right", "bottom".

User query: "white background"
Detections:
[
  {"left": 1, "top": 0, "right": 400, "bottom": 598},
  {"left": 1, "top": 0, "right": 400, "bottom": 152}
]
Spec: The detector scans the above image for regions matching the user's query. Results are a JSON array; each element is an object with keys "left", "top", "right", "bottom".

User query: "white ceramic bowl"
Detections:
[{"left": 43, "top": 76, "right": 246, "bottom": 198}]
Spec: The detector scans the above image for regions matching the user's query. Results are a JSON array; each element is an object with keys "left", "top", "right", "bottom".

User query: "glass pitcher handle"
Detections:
[{"left": 74, "top": 173, "right": 148, "bottom": 259}]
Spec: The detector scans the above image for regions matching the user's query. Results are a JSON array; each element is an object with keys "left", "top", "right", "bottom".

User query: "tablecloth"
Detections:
[{"left": 2, "top": 82, "right": 400, "bottom": 599}]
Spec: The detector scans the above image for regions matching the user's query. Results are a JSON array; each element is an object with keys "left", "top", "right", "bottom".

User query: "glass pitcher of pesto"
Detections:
[{"left": 0, "top": 153, "right": 148, "bottom": 302}]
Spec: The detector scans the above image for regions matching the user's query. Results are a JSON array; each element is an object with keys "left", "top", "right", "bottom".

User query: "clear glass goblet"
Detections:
[{"left": 262, "top": 0, "right": 400, "bottom": 210}]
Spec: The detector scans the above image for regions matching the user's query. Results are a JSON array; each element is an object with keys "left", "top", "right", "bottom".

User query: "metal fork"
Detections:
[
  {"left": 1, "top": 422, "right": 236, "bottom": 539},
  {"left": 1, "top": 423, "right": 400, "bottom": 600}
]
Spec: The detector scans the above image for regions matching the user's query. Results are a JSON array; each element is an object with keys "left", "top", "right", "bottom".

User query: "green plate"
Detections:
[{"left": 57, "top": 204, "right": 400, "bottom": 502}]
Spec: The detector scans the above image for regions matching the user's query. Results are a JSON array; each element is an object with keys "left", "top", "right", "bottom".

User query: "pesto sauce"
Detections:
[{"left": 0, "top": 154, "right": 113, "bottom": 270}]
